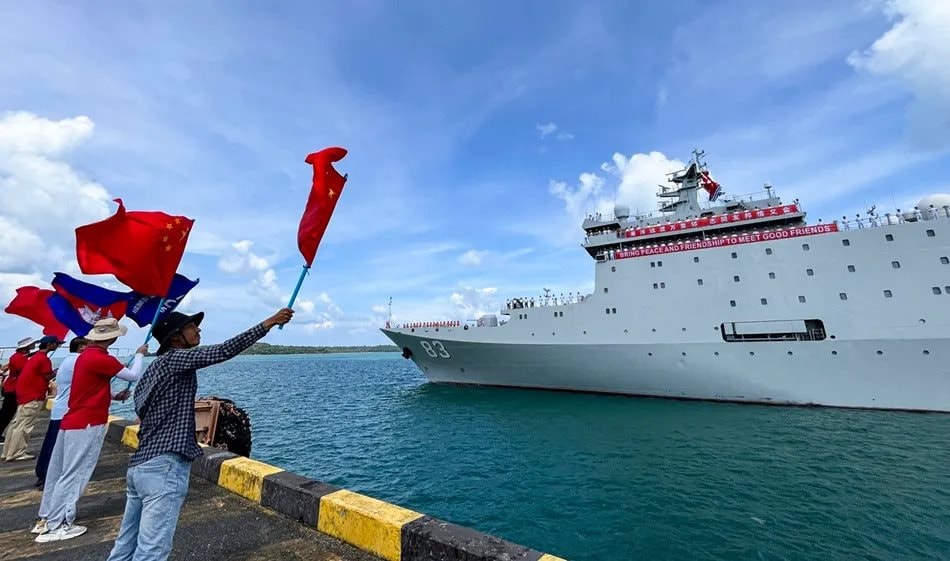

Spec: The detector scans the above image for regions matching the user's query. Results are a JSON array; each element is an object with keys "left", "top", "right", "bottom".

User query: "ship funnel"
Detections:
[{"left": 614, "top": 203, "right": 630, "bottom": 220}]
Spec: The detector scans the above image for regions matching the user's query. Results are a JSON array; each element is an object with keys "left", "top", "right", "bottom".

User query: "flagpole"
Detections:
[
  {"left": 279, "top": 265, "right": 309, "bottom": 330},
  {"left": 122, "top": 296, "right": 165, "bottom": 390}
]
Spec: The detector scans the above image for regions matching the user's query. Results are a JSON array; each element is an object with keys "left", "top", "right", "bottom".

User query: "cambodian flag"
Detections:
[{"left": 47, "top": 273, "right": 198, "bottom": 336}]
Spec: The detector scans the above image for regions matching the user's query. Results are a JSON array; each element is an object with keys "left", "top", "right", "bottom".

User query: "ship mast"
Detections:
[{"left": 657, "top": 148, "right": 709, "bottom": 217}]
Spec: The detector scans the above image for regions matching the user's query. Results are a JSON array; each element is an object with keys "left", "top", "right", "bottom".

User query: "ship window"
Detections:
[
  {"left": 660, "top": 282, "right": 666, "bottom": 288},
  {"left": 605, "top": 308, "right": 611, "bottom": 314},
  {"left": 729, "top": 300, "right": 736, "bottom": 307},
  {"left": 658, "top": 261, "right": 663, "bottom": 267},
  {"left": 611, "top": 266, "right": 616, "bottom": 272},
  {"left": 765, "top": 248, "right": 773, "bottom": 255},
  {"left": 802, "top": 243, "right": 810, "bottom": 251},
  {"left": 926, "top": 229, "right": 935, "bottom": 237},
  {"left": 842, "top": 239, "right": 850, "bottom": 246},
  {"left": 941, "top": 257, "right": 949, "bottom": 264},
  {"left": 806, "top": 269, "right": 814, "bottom": 276},
  {"left": 731, "top": 252, "right": 737, "bottom": 259},
  {"left": 883, "top": 290, "right": 892, "bottom": 298},
  {"left": 651, "top": 262, "right": 656, "bottom": 268},
  {"left": 768, "top": 272, "right": 776, "bottom": 279},
  {"left": 653, "top": 283, "right": 658, "bottom": 289},
  {"left": 885, "top": 234, "right": 894, "bottom": 241},
  {"left": 946, "top": 286, "right": 950, "bottom": 293},
  {"left": 560, "top": 311, "right": 564, "bottom": 317},
  {"left": 554, "top": 311, "right": 558, "bottom": 318},
  {"left": 760, "top": 298, "right": 768, "bottom": 305},
  {"left": 847, "top": 265, "right": 856, "bottom": 272},
  {"left": 839, "top": 292, "right": 848, "bottom": 300},
  {"left": 798, "top": 295, "right": 806, "bottom": 303},
  {"left": 603, "top": 287, "right": 608, "bottom": 293},
  {"left": 697, "top": 279, "right": 703, "bottom": 286},
  {"left": 932, "top": 287, "right": 942, "bottom": 295},
  {"left": 733, "top": 275, "right": 740, "bottom": 282},
  {"left": 694, "top": 256, "right": 699, "bottom": 263},
  {"left": 891, "top": 261, "right": 901, "bottom": 269},
  {"left": 612, "top": 307, "right": 617, "bottom": 313}
]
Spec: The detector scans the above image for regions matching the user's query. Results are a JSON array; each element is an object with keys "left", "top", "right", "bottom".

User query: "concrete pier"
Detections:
[{"left": 0, "top": 408, "right": 567, "bottom": 561}]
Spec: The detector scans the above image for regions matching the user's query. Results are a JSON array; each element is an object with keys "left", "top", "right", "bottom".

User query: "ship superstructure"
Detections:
[{"left": 381, "top": 151, "right": 950, "bottom": 412}]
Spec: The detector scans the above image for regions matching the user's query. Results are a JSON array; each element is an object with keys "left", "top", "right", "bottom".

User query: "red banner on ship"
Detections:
[
  {"left": 624, "top": 204, "right": 801, "bottom": 239},
  {"left": 615, "top": 223, "right": 837, "bottom": 259}
]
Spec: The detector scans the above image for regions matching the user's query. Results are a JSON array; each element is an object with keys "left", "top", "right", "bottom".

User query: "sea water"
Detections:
[{"left": 110, "top": 353, "right": 950, "bottom": 560}]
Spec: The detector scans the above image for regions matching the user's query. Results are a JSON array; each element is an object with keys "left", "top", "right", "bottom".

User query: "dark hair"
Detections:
[{"left": 69, "top": 337, "right": 89, "bottom": 353}]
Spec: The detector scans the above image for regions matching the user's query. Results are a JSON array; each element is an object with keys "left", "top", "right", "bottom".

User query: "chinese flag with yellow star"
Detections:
[
  {"left": 298, "top": 147, "right": 348, "bottom": 267},
  {"left": 75, "top": 199, "right": 194, "bottom": 296}
]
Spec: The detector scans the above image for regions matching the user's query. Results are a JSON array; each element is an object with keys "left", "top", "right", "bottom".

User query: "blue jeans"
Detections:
[{"left": 106, "top": 454, "right": 191, "bottom": 561}]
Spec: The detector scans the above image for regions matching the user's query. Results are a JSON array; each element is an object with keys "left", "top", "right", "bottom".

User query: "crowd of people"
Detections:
[
  {"left": 505, "top": 292, "right": 586, "bottom": 309},
  {"left": 0, "top": 305, "right": 294, "bottom": 560}
]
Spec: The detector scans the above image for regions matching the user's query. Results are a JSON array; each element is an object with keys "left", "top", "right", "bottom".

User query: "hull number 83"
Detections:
[{"left": 419, "top": 340, "right": 451, "bottom": 359}]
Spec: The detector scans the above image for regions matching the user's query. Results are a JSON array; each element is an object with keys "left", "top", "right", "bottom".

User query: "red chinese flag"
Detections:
[
  {"left": 298, "top": 147, "right": 348, "bottom": 267},
  {"left": 76, "top": 199, "right": 194, "bottom": 296},
  {"left": 4, "top": 287, "right": 68, "bottom": 339}
]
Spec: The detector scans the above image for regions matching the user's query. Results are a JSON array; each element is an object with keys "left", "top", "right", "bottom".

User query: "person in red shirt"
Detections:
[
  {"left": 3, "top": 335, "right": 62, "bottom": 461},
  {"left": 0, "top": 337, "right": 35, "bottom": 442},
  {"left": 36, "top": 318, "right": 145, "bottom": 543}
]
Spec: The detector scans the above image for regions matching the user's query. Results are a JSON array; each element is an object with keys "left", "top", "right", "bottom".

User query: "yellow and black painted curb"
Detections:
[{"left": 93, "top": 409, "right": 566, "bottom": 561}]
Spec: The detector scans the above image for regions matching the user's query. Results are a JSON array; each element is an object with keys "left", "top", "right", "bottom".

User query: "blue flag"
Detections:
[
  {"left": 47, "top": 272, "right": 199, "bottom": 336},
  {"left": 125, "top": 274, "right": 200, "bottom": 327}
]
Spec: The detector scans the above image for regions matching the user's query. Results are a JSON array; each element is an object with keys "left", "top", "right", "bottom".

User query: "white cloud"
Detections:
[
  {"left": 550, "top": 151, "right": 685, "bottom": 223},
  {"left": 536, "top": 122, "right": 558, "bottom": 137},
  {"left": 458, "top": 249, "right": 486, "bottom": 267},
  {"left": 848, "top": 0, "right": 950, "bottom": 145},
  {"left": 449, "top": 286, "right": 498, "bottom": 321},
  {"left": 0, "top": 111, "right": 113, "bottom": 274},
  {"left": 556, "top": 131, "right": 574, "bottom": 141}
]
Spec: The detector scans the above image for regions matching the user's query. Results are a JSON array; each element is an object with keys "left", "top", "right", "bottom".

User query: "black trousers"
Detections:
[{"left": 0, "top": 391, "right": 17, "bottom": 437}]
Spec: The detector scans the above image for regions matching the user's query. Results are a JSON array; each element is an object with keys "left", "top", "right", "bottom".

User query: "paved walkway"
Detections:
[{"left": 0, "top": 416, "right": 377, "bottom": 561}]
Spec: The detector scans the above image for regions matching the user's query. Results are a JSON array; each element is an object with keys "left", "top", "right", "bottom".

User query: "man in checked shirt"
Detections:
[{"left": 106, "top": 307, "right": 293, "bottom": 561}]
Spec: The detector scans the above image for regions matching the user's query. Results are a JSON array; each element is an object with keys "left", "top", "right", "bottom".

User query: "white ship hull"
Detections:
[{"left": 381, "top": 331, "right": 949, "bottom": 411}]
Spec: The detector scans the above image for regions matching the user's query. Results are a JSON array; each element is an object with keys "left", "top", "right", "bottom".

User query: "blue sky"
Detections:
[{"left": 1, "top": 0, "right": 948, "bottom": 349}]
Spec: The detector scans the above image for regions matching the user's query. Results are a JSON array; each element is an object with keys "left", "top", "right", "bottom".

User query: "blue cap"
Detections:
[{"left": 38, "top": 335, "right": 66, "bottom": 348}]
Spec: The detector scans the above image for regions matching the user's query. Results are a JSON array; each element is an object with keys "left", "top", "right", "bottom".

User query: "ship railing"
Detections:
[
  {"left": 833, "top": 205, "right": 950, "bottom": 231},
  {"left": 505, "top": 294, "right": 588, "bottom": 310}
]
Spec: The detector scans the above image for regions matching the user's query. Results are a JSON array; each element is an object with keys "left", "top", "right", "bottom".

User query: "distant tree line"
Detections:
[{"left": 240, "top": 342, "right": 399, "bottom": 355}]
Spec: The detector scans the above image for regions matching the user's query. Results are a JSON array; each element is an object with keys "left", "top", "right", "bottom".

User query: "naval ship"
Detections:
[{"left": 381, "top": 150, "right": 950, "bottom": 412}]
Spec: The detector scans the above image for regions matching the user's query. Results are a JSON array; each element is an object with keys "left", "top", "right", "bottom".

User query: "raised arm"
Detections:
[
  {"left": 165, "top": 308, "right": 294, "bottom": 372},
  {"left": 115, "top": 345, "right": 150, "bottom": 382}
]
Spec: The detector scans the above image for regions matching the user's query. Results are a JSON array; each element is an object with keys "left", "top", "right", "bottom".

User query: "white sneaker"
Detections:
[
  {"left": 30, "top": 519, "right": 47, "bottom": 534},
  {"left": 35, "top": 524, "right": 87, "bottom": 543}
]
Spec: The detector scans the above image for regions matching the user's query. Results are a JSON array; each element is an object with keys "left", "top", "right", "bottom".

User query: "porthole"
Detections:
[
  {"left": 733, "top": 275, "right": 740, "bottom": 282},
  {"left": 648, "top": 352, "right": 653, "bottom": 357},
  {"left": 611, "top": 307, "right": 617, "bottom": 313},
  {"left": 694, "top": 256, "right": 700, "bottom": 263},
  {"left": 583, "top": 331, "right": 587, "bottom": 335},
  {"left": 653, "top": 283, "right": 658, "bottom": 289},
  {"left": 941, "top": 257, "right": 949, "bottom": 264},
  {"left": 768, "top": 272, "right": 776, "bottom": 279},
  {"left": 806, "top": 269, "right": 814, "bottom": 276},
  {"left": 923, "top": 350, "right": 930, "bottom": 355},
  {"left": 798, "top": 295, "right": 806, "bottom": 303},
  {"left": 623, "top": 329, "right": 628, "bottom": 334},
  {"left": 660, "top": 283, "right": 666, "bottom": 289},
  {"left": 650, "top": 262, "right": 656, "bottom": 268},
  {"left": 760, "top": 298, "right": 768, "bottom": 305},
  {"left": 658, "top": 261, "right": 663, "bottom": 267},
  {"left": 920, "top": 318, "right": 927, "bottom": 324},
  {"left": 933, "top": 287, "right": 942, "bottom": 295},
  {"left": 681, "top": 352, "right": 687, "bottom": 357},
  {"left": 749, "top": 351, "right": 755, "bottom": 356},
  {"left": 802, "top": 243, "right": 810, "bottom": 251},
  {"left": 892, "top": 261, "right": 901, "bottom": 269},
  {"left": 603, "top": 287, "right": 608, "bottom": 293},
  {"left": 681, "top": 327, "right": 686, "bottom": 332},
  {"left": 883, "top": 290, "right": 893, "bottom": 298},
  {"left": 830, "top": 335, "right": 837, "bottom": 339},
  {"left": 731, "top": 252, "right": 737, "bottom": 259},
  {"left": 926, "top": 229, "right": 935, "bottom": 237},
  {"left": 842, "top": 239, "right": 850, "bottom": 246},
  {"left": 714, "top": 351, "right": 719, "bottom": 356},
  {"left": 651, "top": 328, "right": 657, "bottom": 332},
  {"left": 765, "top": 248, "right": 773, "bottom": 255},
  {"left": 839, "top": 293, "right": 848, "bottom": 300},
  {"left": 552, "top": 332, "right": 556, "bottom": 336},
  {"left": 605, "top": 308, "right": 611, "bottom": 314},
  {"left": 847, "top": 265, "right": 855, "bottom": 272},
  {"left": 787, "top": 351, "right": 793, "bottom": 356},
  {"left": 876, "top": 350, "right": 883, "bottom": 355},
  {"left": 697, "top": 279, "right": 704, "bottom": 286},
  {"left": 611, "top": 266, "right": 616, "bottom": 272},
  {"left": 730, "top": 300, "right": 736, "bottom": 307},
  {"left": 831, "top": 350, "right": 838, "bottom": 356},
  {"left": 885, "top": 234, "right": 894, "bottom": 241}
]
